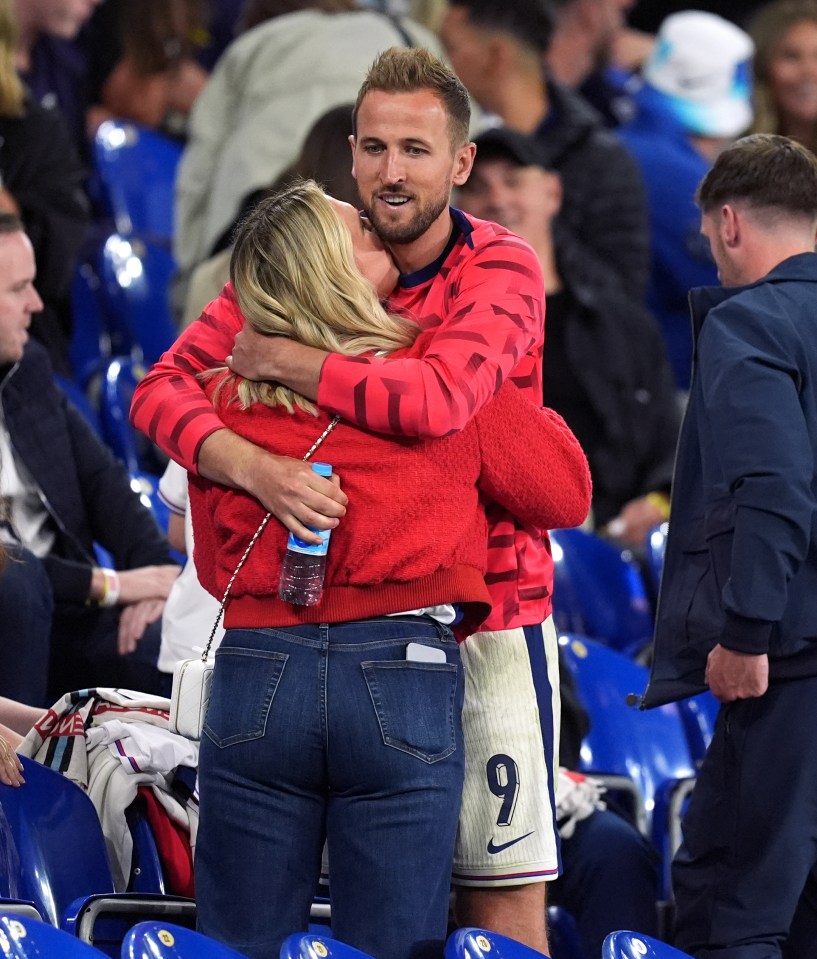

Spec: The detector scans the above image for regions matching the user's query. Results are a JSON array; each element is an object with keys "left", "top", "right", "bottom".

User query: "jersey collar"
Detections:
[{"left": 398, "top": 207, "right": 475, "bottom": 289}]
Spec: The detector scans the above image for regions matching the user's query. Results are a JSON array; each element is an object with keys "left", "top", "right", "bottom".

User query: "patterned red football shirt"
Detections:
[{"left": 130, "top": 210, "right": 551, "bottom": 631}]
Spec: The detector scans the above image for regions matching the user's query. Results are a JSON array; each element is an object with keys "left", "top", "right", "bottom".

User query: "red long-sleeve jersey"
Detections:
[{"left": 131, "top": 210, "right": 553, "bottom": 631}]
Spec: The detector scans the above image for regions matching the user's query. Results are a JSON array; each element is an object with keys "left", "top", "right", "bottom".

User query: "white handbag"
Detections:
[{"left": 169, "top": 416, "right": 340, "bottom": 740}]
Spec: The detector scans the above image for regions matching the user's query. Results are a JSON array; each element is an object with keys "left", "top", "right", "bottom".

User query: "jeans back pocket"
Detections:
[
  {"left": 362, "top": 660, "right": 461, "bottom": 763},
  {"left": 204, "top": 647, "right": 289, "bottom": 748}
]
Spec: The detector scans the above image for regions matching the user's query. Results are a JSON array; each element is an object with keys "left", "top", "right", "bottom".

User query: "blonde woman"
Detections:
[
  {"left": 188, "top": 181, "right": 591, "bottom": 959},
  {"left": 751, "top": 0, "right": 817, "bottom": 155}
]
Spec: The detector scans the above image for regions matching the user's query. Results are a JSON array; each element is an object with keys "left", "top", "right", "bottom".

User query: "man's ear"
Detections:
[
  {"left": 721, "top": 203, "right": 740, "bottom": 247},
  {"left": 544, "top": 170, "right": 563, "bottom": 218},
  {"left": 452, "top": 142, "right": 477, "bottom": 187},
  {"left": 348, "top": 134, "right": 357, "bottom": 179}
]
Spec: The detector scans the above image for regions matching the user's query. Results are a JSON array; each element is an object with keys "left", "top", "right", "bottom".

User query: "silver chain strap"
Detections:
[{"left": 200, "top": 415, "right": 341, "bottom": 662}]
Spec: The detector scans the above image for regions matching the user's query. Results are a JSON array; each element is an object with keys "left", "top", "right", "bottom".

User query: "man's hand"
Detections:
[
  {"left": 199, "top": 431, "right": 348, "bottom": 545},
  {"left": 0, "top": 731, "right": 24, "bottom": 787},
  {"left": 226, "top": 323, "right": 325, "bottom": 401},
  {"left": 117, "top": 565, "right": 180, "bottom": 604},
  {"left": 249, "top": 453, "right": 346, "bottom": 545},
  {"left": 117, "top": 598, "right": 166, "bottom": 655},
  {"left": 604, "top": 495, "right": 666, "bottom": 549},
  {"left": 705, "top": 644, "right": 769, "bottom": 702}
]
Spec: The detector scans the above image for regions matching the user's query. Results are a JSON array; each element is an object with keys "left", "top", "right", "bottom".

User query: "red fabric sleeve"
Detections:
[
  {"left": 129, "top": 285, "right": 244, "bottom": 472},
  {"left": 475, "top": 384, "right": 592, "bottom": 531},
  {"left": 316, "top": 234, "right": 545, "bottom": 438}
]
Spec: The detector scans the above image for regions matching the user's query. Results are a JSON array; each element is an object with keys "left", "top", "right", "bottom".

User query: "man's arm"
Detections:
[
  {"left": 229, "top": 233, "right": 546, "bottom": 439},
  {"left": 130, "top": 286, "right": 347, "bottom": 538},
  {"left": 700, "top": 303, "right": 814, "bottom": 652}
]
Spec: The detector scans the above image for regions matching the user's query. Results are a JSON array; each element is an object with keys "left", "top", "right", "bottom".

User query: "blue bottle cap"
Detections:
[{"left": 311, "top": 462, "right": 332, "bottom": 477}]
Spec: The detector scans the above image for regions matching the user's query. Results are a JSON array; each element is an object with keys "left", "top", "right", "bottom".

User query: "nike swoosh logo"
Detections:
[{"left": 486, "top": 831, "right": 534, "bottom": 855}]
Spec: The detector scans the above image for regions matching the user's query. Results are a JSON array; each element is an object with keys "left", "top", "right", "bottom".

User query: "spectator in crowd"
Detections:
[
  {"left": 83, "top": 0, "right": 210, "bottom": 139},
  {"left": 134, "top": 46, "right": 568, "bottom": 953},
  {"left": 750, "top": 0, "right": 817, "bottom": 157},
  {"left": 546, "top": 0, "right": 642, "bottom": 126},
  {"left": 644, "top": 133, "right": 817, "bottom": 959},
  {"left": 439, "top": 0, "right": 650, "bottom": 306},
  {"left": 182, "top": 102, "right": 359, "bottom": 328},
  {"left": 458, "top": 127, "right": 679, "bottom": 547},
  {"left": 0, "top": 0, "right": 89, "bottom": 374},
  {"left": 189, "top": 179, "right": 589, "bottom": 959},
  {"left": 0, "top": 212, "right": 180, "bottom": 702},
  {"left": 172, "top": 0, "right": 440, "bottom": 314},
  {"left": 14, "top": 0, "right": 102, "bottom": 156},
  {"left": 617, "top": 10, "right": 754, "bottom": 390}
]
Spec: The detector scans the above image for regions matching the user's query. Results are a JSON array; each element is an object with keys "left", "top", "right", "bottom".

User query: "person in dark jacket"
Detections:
[
  {"left": 0, "top": 213, "right": 179, "bottom": 704},
  {"left": 458, "top": 126, "right": 680, "bottom": 547},
  {"left": 440, "top": 0, "right": 650, "bottom": 305},
  {"left": 0, "top": 0, "right": 90, "bottom": 374},
  {"left": 644, "top": 134, "right": 817, "bottom": 957}
]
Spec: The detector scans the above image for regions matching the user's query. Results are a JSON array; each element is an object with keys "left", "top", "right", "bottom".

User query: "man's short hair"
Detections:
[
  {"left": 697, "top": 134, "right": 817, "bottom": 219},
  {"left": 447, "top": 0, "right": 554, "bottom": 56},
  {"left": 353, "top": 47, "right": 471, "bottom": 149},
  {"left": 0, "top": 212, "right": 23, "bottom": 237}
]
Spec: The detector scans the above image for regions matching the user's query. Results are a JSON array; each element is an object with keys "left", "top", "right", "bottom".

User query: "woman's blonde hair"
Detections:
[
  {"left": 0, "top": 0, "right": 25, "bottom": 118},
  {"left": 220, "top": 179, "right": 417, "bottom": 413}
]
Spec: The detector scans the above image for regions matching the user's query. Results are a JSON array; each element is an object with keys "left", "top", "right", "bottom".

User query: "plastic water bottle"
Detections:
[{"left": 278, "top": 462, "right": 333, "bottom": 606}]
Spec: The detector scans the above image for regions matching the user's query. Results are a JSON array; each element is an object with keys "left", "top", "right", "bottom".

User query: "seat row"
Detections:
[{"left": 0, "top": 914, "right": 697, "bottom": 959}]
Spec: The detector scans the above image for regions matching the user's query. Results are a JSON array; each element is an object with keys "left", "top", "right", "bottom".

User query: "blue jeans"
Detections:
[
  {"left": 0, "top": 546, "right": 53, "bottom": 706},
  {"left": 196, "top": 616, "right": 465, "bottom": 959}
]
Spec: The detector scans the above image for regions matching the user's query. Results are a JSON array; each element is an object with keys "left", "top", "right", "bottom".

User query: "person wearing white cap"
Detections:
[{"left": 617, "top": 10, "right": 754, "bottom": 392}]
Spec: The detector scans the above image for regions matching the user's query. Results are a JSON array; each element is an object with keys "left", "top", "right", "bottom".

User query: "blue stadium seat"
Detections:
[
  {"left": 445, "top": 928, "right": 547, "bottom": 959},
  {"left": 53, "top": 373, "right": 102, "bottom": 436},
  {"left": 0, "top": 756, "right": 116, "bottom": 927},
  {"left": 641, "top": 522, "right": 668, "bottom": 610},
  {"left": 97, "top": 234, "right": 178, "bottom": 367},
  {"left": 546, "top": 906, "right": 585, "bottom": 959},
  {"left": 550, "top": 527, "right": 655, "bottom": 657},
  {"left": 603, "top": 930, "right": 694, "bottom": 958},
  {"left": 558, "top": 634, "right": 696, "bottom": 837},
  {"left": 122, "top": 922, "right": 250, "bottom": 959},
  {"left": 0, "top": 914, "right": 108, "bottom": 957},
  {"left": 675, "top": 690, "right": 720, "bottom": 763},
  {"left": 70, "top": 255, "right": 114, "bottom": 387},
  {"left": 280, "top": 933, "right": 377, "bottom": 959},
  {"left": 93, "top": 121, "right": 183, "bottom": 240},
  {"left": 0, "top": 756, "right": 195, "bottom": 957},
  {"left": 99, "top": 356, "right": 168, "bottom": 479}
]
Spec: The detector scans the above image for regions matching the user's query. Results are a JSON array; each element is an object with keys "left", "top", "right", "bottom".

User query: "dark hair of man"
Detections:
[
  {"left": 447, "top": 0, "right": 554, "bottom": 56},
  {"left": 697, "top": 134, "right": 817, "bottom": 219},
  {"left": 0, "top": 212, "right": 23, "bottom": 236},
  {"left": 353, "top": 46, "right": 471, "bottom": 149}
]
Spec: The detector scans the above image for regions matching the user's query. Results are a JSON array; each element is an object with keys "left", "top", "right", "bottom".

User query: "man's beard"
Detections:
[{"left": 363, "top": 189, "right": 450, "bottom": 245}]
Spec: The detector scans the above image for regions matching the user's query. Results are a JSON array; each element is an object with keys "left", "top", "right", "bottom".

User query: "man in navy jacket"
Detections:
[
  {"left": 0, "top": 212, "right": 178, "bottom": 704},
  {"left": 644, "top": 135, "right": 817, "bottom": 957}
]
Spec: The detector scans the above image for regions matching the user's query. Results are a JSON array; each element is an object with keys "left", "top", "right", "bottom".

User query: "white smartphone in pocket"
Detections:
[{"left": 405, "top": 642, "right": 447, "bottom": 664}]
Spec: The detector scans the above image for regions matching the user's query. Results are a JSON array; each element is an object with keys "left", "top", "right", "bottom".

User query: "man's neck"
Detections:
[{"left": 388, "top": 209, "right": 455, "bottom": 276}]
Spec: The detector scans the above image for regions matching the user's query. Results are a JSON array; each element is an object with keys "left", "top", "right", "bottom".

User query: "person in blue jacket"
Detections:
[{"left": 644, "top": 134, "right": 817, "bottom": 958}]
